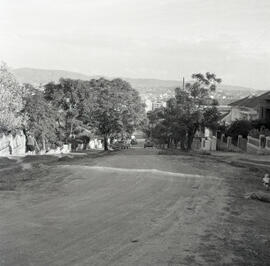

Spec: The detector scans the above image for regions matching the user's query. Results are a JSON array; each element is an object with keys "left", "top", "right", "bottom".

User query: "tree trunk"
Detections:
[
  {"left": 187, "top": 136, "right": 193, "bottom": 151},
  {"left": 22, "top": 128, "right": 27, "bottom": 153},
  {"left": 174, "top": 140, "right": 178, "bottom": 149},
  {"left": 180, "top": 140, "right": 186, "bottom": 151},
  {"left": 104, "top": 135, "right": 108, "bottom": 151},
  {"left": 187, "top": 127, "right": 197, "bottom": 151},
  {"left": 42, "top": 134, "right": 46, "bottom": 151}
]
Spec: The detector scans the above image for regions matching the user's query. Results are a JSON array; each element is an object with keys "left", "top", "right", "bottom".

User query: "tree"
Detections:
[
  {"left": 174, "top": 72, "right": 222, "bottom": 150},
  {"left": 0, "top": 62, "right": 24, "bottom": 131},
  {"left": 148, "top": 72, "right": 222, "bottom": 151},
  {"left": 44, "top": 78, "right": 93, "bottom": 143},
  {"left": 22, "top": 91, "right": 59, "bottom": 149},
  {"left": 144, "top": 107, "right": 165, "bottom": 139},
  {"left": 89, "top": 78, "right": 146, "bottom": 150},
  {"left": 44, "top": 77, "right": 146, "bottom": 150}
]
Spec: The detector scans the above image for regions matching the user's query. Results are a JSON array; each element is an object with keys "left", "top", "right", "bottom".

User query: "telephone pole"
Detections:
[{"left": 182, "top": 77, "right": 185, "bottom": 90}]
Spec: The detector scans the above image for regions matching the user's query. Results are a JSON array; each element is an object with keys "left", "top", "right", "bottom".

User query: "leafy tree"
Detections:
[
  {"left": 147, "top": 72, "right": 221, "bottom": 150},
  {"left": 143, "top": 107, "right": 165, "bottom": 139},
  {"left": 174, "top": 72, "right": 222, "bottom": 150},
  {"left": 44, "top": 78, "right": 92, "bottom": 142},
  {"left": 201, "top": 106, "right": 220, "bottom": 132},
  {"left": 89, "top": 78, "right": 146, "bottom": 150},
  {"left": 22, "top": 91, "right": 59, "bottom": 149},
  {"left": 0, "top": 62, "right": 24, "bottom": 131},
  {"left": 22, "top": 83, "right": 39, "bottom": 96},
  {"left": 44, "top": 78, "right": 146, "bottom": 150}
]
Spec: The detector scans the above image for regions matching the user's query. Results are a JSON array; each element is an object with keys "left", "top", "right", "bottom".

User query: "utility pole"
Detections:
[{"left": 182, "top": 77, "right": 185, "bottom": 90}]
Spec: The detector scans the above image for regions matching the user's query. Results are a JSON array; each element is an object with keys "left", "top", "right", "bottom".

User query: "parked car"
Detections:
[
  {"left": 144, "top": 139, "right": 154, "bottom": 148},
  {"left": 111, "top": 140, "right": 130, "bottom": 150},
  {"left": 131, "top": 139, "right": 138, "bottom": 145},
  {"left": 119, "top": 140, "right": 130, "bottom": 149}
]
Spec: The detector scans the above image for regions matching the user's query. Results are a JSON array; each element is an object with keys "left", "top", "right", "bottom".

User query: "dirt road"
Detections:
[{"left": 0, "top": 147, "right": 270, "bottom": 265}]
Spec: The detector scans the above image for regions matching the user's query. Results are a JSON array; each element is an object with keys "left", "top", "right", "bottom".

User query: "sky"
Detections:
[{"left": 1, "top": 0, "right": 270, "bottom": 89}]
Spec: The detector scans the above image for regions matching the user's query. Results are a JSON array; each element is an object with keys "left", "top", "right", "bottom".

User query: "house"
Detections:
[
  {"left": 192, "top": 127, "right": 217, "bottom": 151},
  {"left": 144, "top": 99, "right": 153, "bottom": 112},
  {"left": 221, "top": 91, "right": 270, "bottom": 124},
  {"left": 152, "top": 100, "right": 166, "bottom": 110}
]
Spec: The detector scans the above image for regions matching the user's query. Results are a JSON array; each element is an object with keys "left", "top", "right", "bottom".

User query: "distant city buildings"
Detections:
[
  {"left": 152, "top": 101, "right": 166, "bottom": 110},
  {"left": 143, "top": 98, "right": 167, "bottom": 111},
  {"left": 141, "top": 86, "right": 268, "bottom": 118},
  {"left": 142, "top": 89, "right": 171, "bottom": 112},
  {"left": 144, "top": 99, "right": 152, "bottom": 112}
]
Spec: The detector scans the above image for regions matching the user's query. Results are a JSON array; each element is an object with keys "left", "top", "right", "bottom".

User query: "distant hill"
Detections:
[
  {"left": 12, "top": 68, "right": 96, "bottom": 85},
  {"left": 12, "top": 68, "right": 181, "bottom": 89},
  {"left": 12, "top": 67, "right": 253, "bottom": 92},
  {"left": 124, "top": 78, "right": 180, "bottom": 89},
  {"left": 219, "top": 84, "right": 254, "bottom": 92}
]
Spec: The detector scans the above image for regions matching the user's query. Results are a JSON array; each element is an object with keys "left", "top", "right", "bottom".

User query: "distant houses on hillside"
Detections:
[
  {"left": 144, "top": 98, "right": 167, "bottom": 112},
  {"left": 144, "top": 91, "right": 270, "bottom": 122},
  {"left": 152, "top": 101, "right": 166, "bottom": 110}
]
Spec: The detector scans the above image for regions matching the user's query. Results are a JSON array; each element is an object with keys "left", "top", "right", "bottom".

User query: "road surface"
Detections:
[{"left": 0, "top": 146, "right": 270, "bottom": 265}]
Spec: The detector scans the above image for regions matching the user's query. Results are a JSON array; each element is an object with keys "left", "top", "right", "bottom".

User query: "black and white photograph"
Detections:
[{"left": 1, "top": 0, "right": 270, "bottom": 265}]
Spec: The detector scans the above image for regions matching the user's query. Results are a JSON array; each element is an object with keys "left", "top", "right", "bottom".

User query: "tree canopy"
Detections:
[
  {"left": 0, "top": 62, "right": 24, "bottom": 132},
  {"left": 44, "top": 78, "right": 146, "bottom": 150},
  {"left": 144, "top": 72, "right": 222, "bottom": 150},
  {"left": 88, "top": 78, "right": 146, "bottom": 150},
  {"left": 22, "top": 91, "right": 59, "bottom": 148}
]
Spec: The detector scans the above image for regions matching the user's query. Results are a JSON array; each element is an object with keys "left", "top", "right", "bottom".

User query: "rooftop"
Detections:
[{"left": 229, "top": 91, "right": 270, "bottom": 108}]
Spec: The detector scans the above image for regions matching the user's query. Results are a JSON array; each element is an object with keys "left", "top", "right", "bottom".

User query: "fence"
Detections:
[
  {"left": 191, "top": 137, "right": 201, "bottom": 150},
  {"left": 248, "top": 136, "right": 260, "bottom": 147},
  {"left": 237, "top": 135, "right": 247, "bottom": 152},
  {"left": 0, "top": 131, "right": 74, "bottom": 156},
  {"left": 247, "top": 135, "right": 270, "bottom": 154},
  {"left": 200, "top": 137, "right": 216, "bottom": 151},
  {"left": 216, "top": 133, "right": 270, "bottom": 154},
  {"left": 266, "top": 137, "right": 270, "bottom": 151},
  {"left": 217, "top": 134, "right": 245, "bottom": 152}
]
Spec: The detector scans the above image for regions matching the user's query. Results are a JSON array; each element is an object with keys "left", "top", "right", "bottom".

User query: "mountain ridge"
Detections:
[{"left": 12, "top": 67, "right": 254, "bottom": 92}]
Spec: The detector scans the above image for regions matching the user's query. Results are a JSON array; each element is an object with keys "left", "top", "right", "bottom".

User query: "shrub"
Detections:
[
  {"left": 249, "top": 128, "right": 260, "bottom": 138},
  {"left": 226, "top": 120, "right": 252, "bottom": 141},
  {"left": 249, "top": 127, "right": 270, "bottom": 138},
  {"left": 251, "top": 119, "right": 270, "bottom": 131}
]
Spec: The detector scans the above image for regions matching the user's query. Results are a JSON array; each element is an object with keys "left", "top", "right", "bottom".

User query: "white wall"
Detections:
[{"left": 0, "top": 131, "right": 26, "bottom": 156}]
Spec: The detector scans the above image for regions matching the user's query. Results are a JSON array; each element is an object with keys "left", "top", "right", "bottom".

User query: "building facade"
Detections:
[{"left": 221, "top": 91, "right": 270, "bottom": 124}]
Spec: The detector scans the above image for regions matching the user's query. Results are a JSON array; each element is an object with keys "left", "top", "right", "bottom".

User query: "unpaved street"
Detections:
[{"left": 1, "top": 147, "right": 270, "bottom": 265}]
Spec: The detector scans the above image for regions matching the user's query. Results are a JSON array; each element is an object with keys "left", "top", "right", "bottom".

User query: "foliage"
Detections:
[
  {"left": 147, "top": 72, "right": 221, "bottom": 150},
  {"left": 251, "top": 119, "right": 270, "bottom": 131},
  {"left": 226, "top": 120, "right": 252, "bottom": 141},
  {"left": 202, "top": 106, "right": 220, "bottom": 130},
  {"left": 89, "top": 78, "right": 146, "bottom": 150},
  {"left": 44, "top": 78, "right": 94, "bottom": 142},
  {"left": 249, "top": 128, "right": 270, "bottom": 138},
  {"left": 0, "top": 62, "right": 24, "bottom": 131},
  {"left": 223, "top": 119, "right": 270, "bottom": 140},
  {"left": 44, "top": 78, "right": 146, "bottom": 150},
  {"left": 22, "top": 91, "right": 59, "bottom": 148},
  {"left": 174, "top": 72, "right": 221, "bottom": 149},
  {"left": 246, "top": 119, "right": 270, "bottom": 138},
  {"left": 22, "top": 83, "right": 39, "bottom": 96}
]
